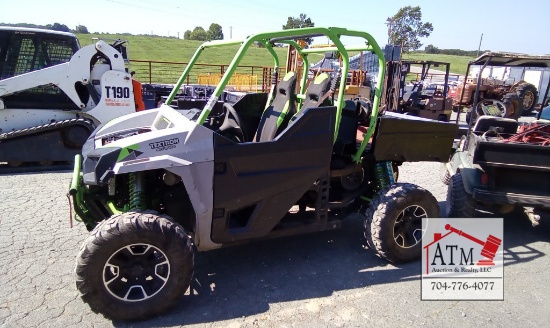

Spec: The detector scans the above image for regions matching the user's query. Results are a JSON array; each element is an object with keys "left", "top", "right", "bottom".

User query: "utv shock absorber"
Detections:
[
  {"left": 128, "top": 172, "right": 146, "bottom": 210},
  {"left": 374, "top": 161, "right": 395, "bottom": 191}
]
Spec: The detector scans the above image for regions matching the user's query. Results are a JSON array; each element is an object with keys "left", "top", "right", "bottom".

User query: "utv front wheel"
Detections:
[
  {"left": 365, "top": 183, "right": 439, "bottom": 263},
  {"left": 75, "top": 211, "right": 194, "bottom": 321}
]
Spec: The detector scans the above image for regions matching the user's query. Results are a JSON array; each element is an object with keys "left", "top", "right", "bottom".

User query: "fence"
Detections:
[
  {"left": 409, "top": 72, "right": 462, "bottom": 83},
  {"left": 129, "top": 60, "right": 278, "bottom": 93},
  {"left": 129, "top": 59, "right": 382, "bottom": 93}
]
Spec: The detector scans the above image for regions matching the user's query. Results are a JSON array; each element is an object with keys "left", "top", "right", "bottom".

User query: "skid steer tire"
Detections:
[
  {"left": 516, "top": 83, "right": 538, "bottom": 115},
  {"left": 364, "top": 183, "right": 439, "bottom": 263},
  {"left": 75, "top": 211, "right": 194, "bottom": 321},
  {"left": 445, "top": 173, "right": 476, "bottom": 218}
]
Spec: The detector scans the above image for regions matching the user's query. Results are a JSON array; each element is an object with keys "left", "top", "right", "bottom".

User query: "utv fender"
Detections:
[
  {"left": 167, "top": 162, "right": 221, "bottom": 252},
  {"left": 447, "top": 147, "right": 479, "bottom": 196},
  {"left": 455, "top": 167, "right": 479, "bottom": 195}
]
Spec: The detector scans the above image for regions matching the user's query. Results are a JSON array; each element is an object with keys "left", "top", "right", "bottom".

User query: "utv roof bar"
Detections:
[
  {"left": 166, "top": 26, "right": 386, "bottom": 146},
  {"left": 268, "top": 33, "right": 326, "bottom": 44}
]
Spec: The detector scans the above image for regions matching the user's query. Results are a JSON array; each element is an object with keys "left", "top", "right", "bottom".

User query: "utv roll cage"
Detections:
[{"left": 164, "top": 27, "right": 386, "bottom": 163}]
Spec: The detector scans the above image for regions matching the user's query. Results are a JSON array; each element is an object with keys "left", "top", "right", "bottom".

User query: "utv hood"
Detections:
[{"left": 81, "top": 105, "right": 215, "bottom": 185}]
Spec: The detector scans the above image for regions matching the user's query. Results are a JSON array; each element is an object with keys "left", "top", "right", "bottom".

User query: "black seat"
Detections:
[
  {"left": 254, "top": 71, "right": 297, "bottom": 142},
  {"left": 473, "top": 116, "right": 518, "bottom": 134},
  {"left": 403, "top": 83, "right": 423, "bottom": 103},
  {"left": 301, "top": 73, "right": 331, "bottom": 110}
]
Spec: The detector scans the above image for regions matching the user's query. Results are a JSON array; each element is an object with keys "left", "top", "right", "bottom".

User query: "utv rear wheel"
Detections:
[
  {"left": 75, "top": 211, "right": 194, "bottom": 321},
  {"left": 364, "top": 183, "right": 439, "bottom": 263},
  {"left": 445, "top": 173, "right": 476, "bottom": 218}
]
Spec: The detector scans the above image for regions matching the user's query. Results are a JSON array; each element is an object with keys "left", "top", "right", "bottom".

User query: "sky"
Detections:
[{"left": 2, "top": 0, "right": 549, "bottom": 54}]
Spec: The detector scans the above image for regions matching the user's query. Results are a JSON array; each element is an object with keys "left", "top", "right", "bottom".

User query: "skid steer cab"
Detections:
[
  {"left": 69, "top": 27, "right": 457, "bottom": 321},
  {"left": 0, "top": 35, "right": 145, "bottom": 167}
]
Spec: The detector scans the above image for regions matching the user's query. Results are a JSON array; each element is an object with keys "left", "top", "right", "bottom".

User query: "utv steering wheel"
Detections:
[
  {"left": 217, "top": 103, "right": 246, "bottom": 142},
  {"left": 474, "top": 99, "right": 507, "bottom": 118}
]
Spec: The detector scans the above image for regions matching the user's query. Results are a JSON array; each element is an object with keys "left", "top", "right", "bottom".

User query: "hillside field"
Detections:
[{"left": 77, "top": 33, "right": 475, "bottom": 76}]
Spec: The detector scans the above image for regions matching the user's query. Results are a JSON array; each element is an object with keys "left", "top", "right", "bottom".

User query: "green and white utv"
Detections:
[{"left": 69, "top": 27, "right": 457, "bottom": 320}]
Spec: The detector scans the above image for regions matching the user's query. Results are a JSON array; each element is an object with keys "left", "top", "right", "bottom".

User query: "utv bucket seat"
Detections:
[{"left": 254, "top": 71, "right": 297, "bottom": 142}]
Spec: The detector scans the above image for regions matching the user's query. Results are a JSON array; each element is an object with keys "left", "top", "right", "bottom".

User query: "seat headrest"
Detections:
[
  {"left": 277, "top": 71, "right": 296, "bottom": 96},
  {"left": 302, "top": 73, "right": 331, "bottom": 109}
]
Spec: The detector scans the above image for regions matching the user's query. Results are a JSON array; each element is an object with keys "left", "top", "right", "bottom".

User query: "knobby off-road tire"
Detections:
[
  {"left": 75, "top": 211, "right": 194, "bottom": 321},
  {"left": 440, "top": 163, "right": 451, "bottom": 185},
  {"left": 445, "top": 173, "right": 476, "bottom": 218},
  {"left": 516, "top": 83, "right": 538, "bottom": 115},
  {"left": 502, "top": 93, "right": 523, "bottom": 120},
  {"left": 364, "top": 183, "right": 439, "bottom": 263}
]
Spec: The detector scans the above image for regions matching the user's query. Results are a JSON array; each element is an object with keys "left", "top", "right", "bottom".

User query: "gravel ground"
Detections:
[{"left": 1, "top": 159, "right": 549, "bottom": 327}]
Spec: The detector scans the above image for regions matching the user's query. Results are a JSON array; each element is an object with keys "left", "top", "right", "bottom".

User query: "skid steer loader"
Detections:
[
  {"left": 0, "top": 27, "right": 142, "bottom": 167},
  {"left": 69, "top": 26, "right": 458, "bottom": 320}
]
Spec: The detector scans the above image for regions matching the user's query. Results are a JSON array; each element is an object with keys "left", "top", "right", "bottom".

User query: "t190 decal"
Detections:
[{"left": 105, "top": 86, "right": 130, "bottom": 98}]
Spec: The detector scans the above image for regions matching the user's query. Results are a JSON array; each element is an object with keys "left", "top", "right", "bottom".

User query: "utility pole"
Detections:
[
  {"left": 386, "top": 18, "right": 393, "bottom": 45},
  {"left": 230, "top": 26, "right": 233, "bottom": 39},
  {"left": 476, "top": 33, "right": 483, "bottom": 57}
]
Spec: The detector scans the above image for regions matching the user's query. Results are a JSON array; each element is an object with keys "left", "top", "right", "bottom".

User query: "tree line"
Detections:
[
  {"left": 183, "top": 23, "right": 223, "bottom": 41},
  {"left": 1, "top": 22, "right": 90, "bottom": 34},
  {"left": 3, "top": 8, "right": 482, "bottom": 55},
  {"left": 423, "top": 45, "right": 489, "bottom": 56}
]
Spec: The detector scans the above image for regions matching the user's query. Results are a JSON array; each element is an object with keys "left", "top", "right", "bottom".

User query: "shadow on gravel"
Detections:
[
  {"left": 436, "top": 199, "right": 549, "bottom": 267},
  {"left": 0, "top": 164, "right": 72, "bottom": 175},
  {"left": 499, "top": 209, "right": 549, "bottom": 266},
  {"left": 112, "top": 216, "right": 420, "bottom": 327},
  {"left": 112, "top": 206, "right": 549, "bottom": 327}
]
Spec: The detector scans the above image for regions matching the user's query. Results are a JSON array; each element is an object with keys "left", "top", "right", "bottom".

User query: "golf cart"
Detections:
[
  {"left": 69, "top": 27, "right": 457, "bottom": 320},
  {"left": 444, "top": 53, "right": 550, "bottom": 222}
]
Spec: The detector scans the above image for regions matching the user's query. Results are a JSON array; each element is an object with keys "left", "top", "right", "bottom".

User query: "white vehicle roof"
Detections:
[{"left": 0, "top": 26, "right": 77, "bottom": 38}]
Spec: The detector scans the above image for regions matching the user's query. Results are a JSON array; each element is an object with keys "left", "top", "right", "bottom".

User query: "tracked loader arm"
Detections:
[{"left": 0, "top": 40, "right": 126, "bottom": 109}]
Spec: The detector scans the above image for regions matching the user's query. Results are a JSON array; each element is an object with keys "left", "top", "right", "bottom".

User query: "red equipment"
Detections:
[{"left": 445, "top": 224, "right": 501, "bottom": 266}]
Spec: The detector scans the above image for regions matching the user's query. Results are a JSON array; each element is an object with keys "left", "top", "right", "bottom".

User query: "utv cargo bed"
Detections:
[
  {"left": 373, "top": 112, "right": 458, "bottom": 162},
  {"left": 472, "top": 136, "right": 550, "bottom": 171}
]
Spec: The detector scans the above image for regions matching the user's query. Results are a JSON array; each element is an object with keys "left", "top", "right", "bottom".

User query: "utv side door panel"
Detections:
[{"left": 212, "top": 107, "right": 336, "bottom": 243}]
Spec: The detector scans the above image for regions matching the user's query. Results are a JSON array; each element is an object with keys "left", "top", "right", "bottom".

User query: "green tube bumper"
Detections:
[{"left": 68, "top": 154, "right": 96, "bottom": 229}]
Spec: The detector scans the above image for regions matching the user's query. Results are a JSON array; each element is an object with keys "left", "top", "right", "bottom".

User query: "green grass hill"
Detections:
[{"left": 77, "top": 33, "right": 474, "bottom": 76}]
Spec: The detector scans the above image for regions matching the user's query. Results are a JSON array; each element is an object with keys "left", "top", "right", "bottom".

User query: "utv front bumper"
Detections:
[
  {"left": 473, "top": 189, "right": 550, "bottom": 209},
  {"left": 69, "top": 154, "right": 114, "bottom": 230},
  {"left": 81, "top": 146, "right": 121, "bottom": 186}
]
